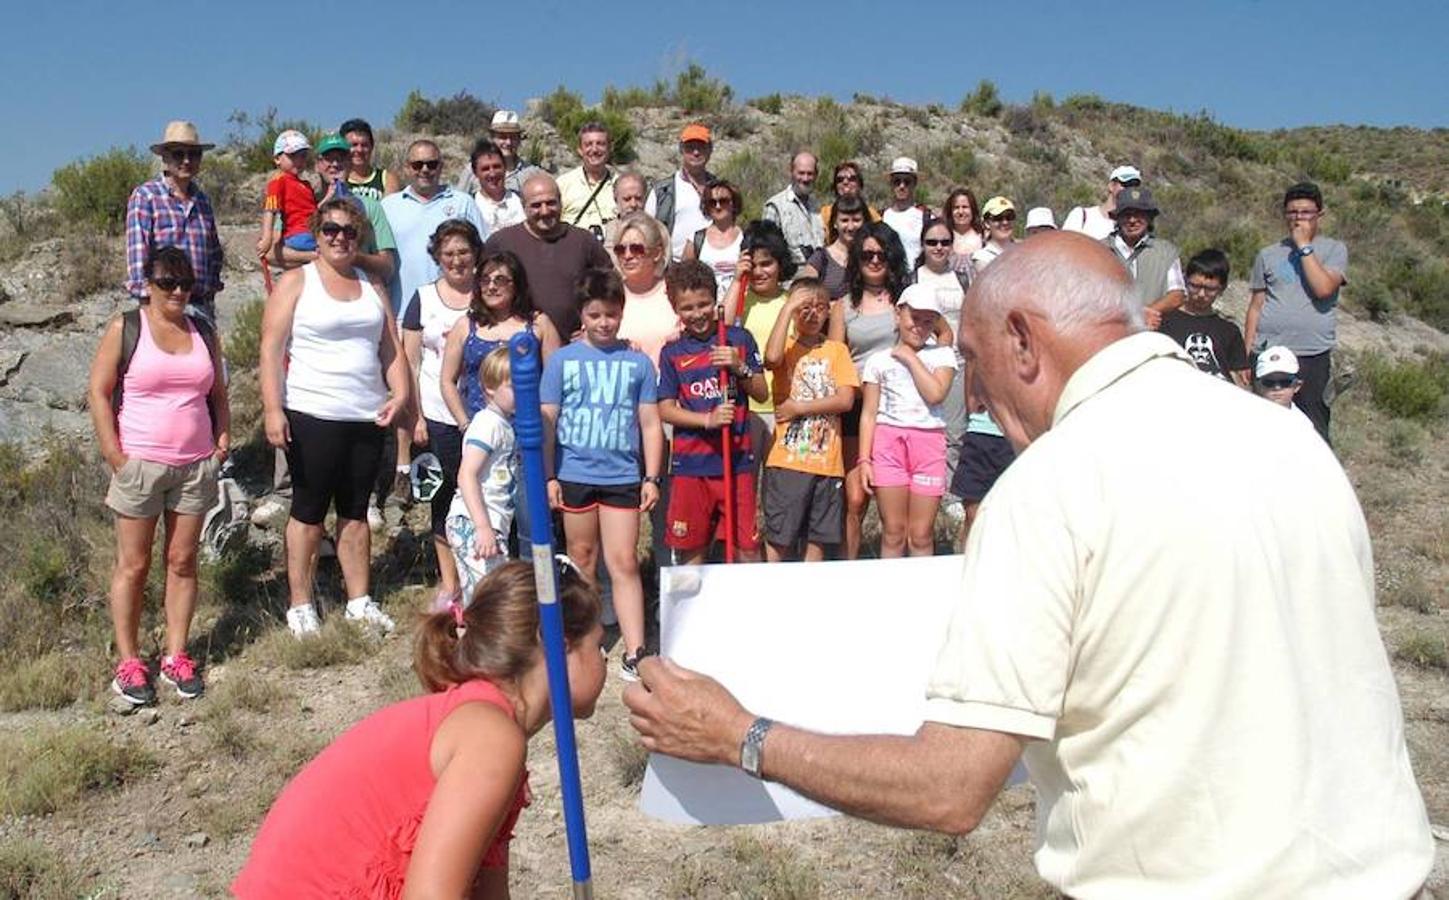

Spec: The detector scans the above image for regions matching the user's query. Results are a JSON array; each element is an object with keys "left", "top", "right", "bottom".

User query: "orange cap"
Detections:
[{"left": 679, "top": 123, "right": 712, "bottom": 143}]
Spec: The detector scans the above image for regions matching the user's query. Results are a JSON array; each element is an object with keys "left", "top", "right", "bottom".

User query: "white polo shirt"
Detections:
[{"left": 926, "top": 332, "right": 1432, "bottom": 899}]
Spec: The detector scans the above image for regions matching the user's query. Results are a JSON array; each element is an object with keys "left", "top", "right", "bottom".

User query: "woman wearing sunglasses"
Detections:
[
  {"left": 971, "top": 196, "right": 1019, "bottom": 272},
  {"left": 615, "top": 211, "right": 678, "bottom": 370},
  {"left": 829, "top": 222, "right": 909, "bottom": 559},
  {"left": 260, "top": 198, "right": 411, "bottom": 639},
  {"left": 88, "top": 247, "right": 230, "bottom": 705},
  {"left": 819, "top": 160, "right": 881, "bottom": 234},
  {"left": 681, "top": 178, "right": 744, "bottom": 303}
]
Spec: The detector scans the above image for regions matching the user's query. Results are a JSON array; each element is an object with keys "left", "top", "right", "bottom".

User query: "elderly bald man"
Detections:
[{"left": 625, "top": 233, "right": 1433, "bottom": 898}]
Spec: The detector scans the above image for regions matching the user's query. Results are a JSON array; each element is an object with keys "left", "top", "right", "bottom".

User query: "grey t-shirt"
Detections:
[{"left": 1249, "top": 237, "right": 1348, "bottom": 355}]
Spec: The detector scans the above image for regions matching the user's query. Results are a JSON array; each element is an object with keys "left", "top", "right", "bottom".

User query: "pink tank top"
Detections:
[
  {"left": 232, "top": 679, "right": 530, "bottom": 899},
  {"left": 116, "top": 312, "right": 214, "bottom": 466}
]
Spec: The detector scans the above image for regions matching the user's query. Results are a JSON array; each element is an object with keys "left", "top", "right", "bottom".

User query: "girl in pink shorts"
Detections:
[{"left": 859, "top": 283, "right": 958, "bottom": 557}]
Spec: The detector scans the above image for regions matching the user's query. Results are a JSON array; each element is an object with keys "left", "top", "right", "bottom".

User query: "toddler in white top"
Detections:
[
  {"left": 446, "top": 347, "right": 518, "bottom": 604},
  {"left": 860, "top": 283, "right": 958, "bottom": 558}
]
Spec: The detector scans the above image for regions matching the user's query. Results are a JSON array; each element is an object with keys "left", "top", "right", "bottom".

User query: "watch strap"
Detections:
[{"left": 740, "top": 716, "right": 774, "bottom": 778}]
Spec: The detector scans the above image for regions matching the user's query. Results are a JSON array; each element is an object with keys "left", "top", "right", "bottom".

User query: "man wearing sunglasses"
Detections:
[
  {"left": 1063, "top": 164, "right": 1141, "bottom": 242},
  {"left": 646, "top": 123, "right": 717, "bottom": 261},
  {"left": 380, "top": 140, "right": 487, "bottom": 317},
  {"left": 125, "top": 121, "right": 224, "bottom": 322},
  {"left": 1103, "top": 186, "right": 1184, "bottom": 330},
  {"left": 763, "top": 151, "right": 824, "bottom": 265},
  {"left": 881, "top": 157, "right": 928, "bottom": 264}
]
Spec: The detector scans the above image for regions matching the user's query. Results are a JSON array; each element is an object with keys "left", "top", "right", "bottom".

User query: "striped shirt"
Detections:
[
  {"left": 657, "top": 328, "right": 762, "bottom": 478},
  {"left": 124, "top": 178, "right": 224, "bottom": 304}
]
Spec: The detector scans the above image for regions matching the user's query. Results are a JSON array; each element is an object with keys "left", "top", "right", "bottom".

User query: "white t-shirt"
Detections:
[
  {"left": 403, "top": 283, "right": 470, "bottom": 424},
  {"left": 448, "top": 407, "right": 516, "bottom": 532},
  {"left": 881, "top": 205, "right": 925, "bottom": 264},
  {"left": 647, "top": 172, "right": 708, "bottom": 262},
  {"left": 912, "top": 267, "right": 964, "bottom": 334},
  {"left": 697, "top": 230, "right": 743, "bottom": 302},
  {"left": 926, "top": 332, "right": 1433, "bottom": 899},
  {"left": 473, "top": 189, "right": 525, "bottom": 233},
  {"left": 861, "top": 345, "right": 956, "bottom": 430},
  {"left": 969, "top": 241, "right": 1010, "bottom": 272},
  {"left": 1061, "top": 204, "right": 1115, "bottom": 241}
]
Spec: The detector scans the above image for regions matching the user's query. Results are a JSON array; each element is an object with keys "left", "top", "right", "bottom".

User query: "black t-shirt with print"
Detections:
[{"left": 1161, "top": 309, "right": 1248, "bottom": 380}]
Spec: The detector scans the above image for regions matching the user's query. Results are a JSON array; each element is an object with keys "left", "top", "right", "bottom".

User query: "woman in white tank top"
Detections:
[
  {"left": 259, "top": 198, "right": 411, "bottom": 638},
  {"left": 681, "top": 178, "right": 744, "bottom": 303}
]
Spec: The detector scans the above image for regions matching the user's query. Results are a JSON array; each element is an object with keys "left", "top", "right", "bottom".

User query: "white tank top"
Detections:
[
  {"left": 698, "top": 230, "right": 743, "bottom": 302},
  {"left": 412, "top": 283, "right": 470, "bottom": 423},
  {"left": 285, "top": 263, "right": 390, "bottom": 421}
]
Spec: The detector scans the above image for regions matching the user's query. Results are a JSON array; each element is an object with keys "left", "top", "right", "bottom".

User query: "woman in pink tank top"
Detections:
[
  {"left": 87, "top": 246, "right": 229, "bottom": 706},
  {"left": 233, "top": 560, "right": 606, "bottom": 899}
]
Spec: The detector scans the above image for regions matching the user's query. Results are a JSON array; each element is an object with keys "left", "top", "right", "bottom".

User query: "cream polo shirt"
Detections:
[
  {"left": 557, "top": 165, "right": 617, "bottom": 232},
  {"left": 925, "top": 332, "right": 1432, "bottom": 899}
]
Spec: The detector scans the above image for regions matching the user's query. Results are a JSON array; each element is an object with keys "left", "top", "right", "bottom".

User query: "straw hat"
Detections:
[{"left": 149, "top": 121, "right": 214, "bottom": 155}]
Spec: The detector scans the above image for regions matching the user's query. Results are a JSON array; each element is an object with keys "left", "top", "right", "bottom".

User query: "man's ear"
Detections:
[{"left": 1004, "top": 309, "right": 1040, "bottom": 382}]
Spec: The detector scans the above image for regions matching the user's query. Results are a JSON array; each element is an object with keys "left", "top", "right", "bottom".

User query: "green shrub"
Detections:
[
  {"left": 537, "top": 86, "right": 585, "bottom": 127},
  {"left": 226, "top": 298, "right": 265, "bottom": 369},
  {"left": 62, "top": 228, "right": 122, "bottom": 300},
  {"left": 50, "top": 147, "right": 152, "bottom": 234},
  {"left": 960, "top": 80, "right": 1004, "bottom": 118},
  {"left": 670, "top": 63, "right": 734, "bottom": 114},
  {"left": 1031, "top": 90, "right": 1056, "bottom": 112},
  {"left": 716, "top": 149, "right": 776, "bottom": 222},
  {"left": 1291, "top": 147, "right": 1352, "bottom": 184},
  {"left": 0, "top": 727, "right": 156, "bottom": 816},
  {"left": 0, "top": 651, "right": 105, "bottom": 711},
  {"left": 225, "top": 108, "right": 323, "bottom": 175},
  {"left": 395, "top": 89, "right": 495, "bottom": 136},
  {"left": 1395, "top": 631, "right": 1448, "bottom": 670},
  {"left": 199, "top": 152, "right": 250, "bottom": 220},
  {"left": 1363, "top": 354, "right": 1449, "bottom": 421},
  {"left": 749, "top": 93, "right": 784, "bottom": 115},
  {"left": 601, "top": 83, "right": 668, "bottom": 111},
  {"left": 1061, "top": 93, "right": 1108, "bottom": 112},
  {"left": 0, "top": 839, "right": 91, "bottom": 899}
]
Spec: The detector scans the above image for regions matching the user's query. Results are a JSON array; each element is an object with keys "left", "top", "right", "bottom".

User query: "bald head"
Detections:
[
  {"left": 961, "top": 233, "right": 1143, "bottom": 450},
  {"left": 521, "top": 174, "right": 563, "bottom": 236},
  {"left": 790, "top": 151, "right": 818, "bottom": 197}
]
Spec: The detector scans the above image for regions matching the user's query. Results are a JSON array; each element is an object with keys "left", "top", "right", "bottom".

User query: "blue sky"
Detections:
[{"left": 4, "top": 0, "right": 1445, "bottom": 195}]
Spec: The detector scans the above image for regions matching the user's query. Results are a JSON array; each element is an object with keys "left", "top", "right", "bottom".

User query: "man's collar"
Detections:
[
  {"left": 403, "top": 184, "right": 451, "bottom": 203},
  {"left": 1053, "top": 331, "right": 1191, "bottom": 427}
]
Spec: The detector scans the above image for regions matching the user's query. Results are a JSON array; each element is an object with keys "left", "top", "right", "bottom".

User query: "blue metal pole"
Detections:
[{"left": 508, "top": 331, "right": 593, "bottom": 898}]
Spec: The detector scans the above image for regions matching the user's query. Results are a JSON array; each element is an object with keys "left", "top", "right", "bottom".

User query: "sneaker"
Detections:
[
  {"left": 250, "top": 495, "right": 289, "bottom": 529},
  {"left": 111, "top": 657, "right": 156, "bottom": 706},
  {"left": 345, "top": 597, "right": 396, "bottom": 633},
  {"left": 366, "top": 505, "right": 386, "bottom": 532},
  {"left": 286, "top": 603, "right": 322, "bottom": 638},
  {"left": 159, "top": 652, "right": 205, "bottom": 699},
  {"left": 619, "top": 647, "right": 650, "bottom": 684},
  {"left": 385, "top": 470, "right": 413, "bottom": 508}
]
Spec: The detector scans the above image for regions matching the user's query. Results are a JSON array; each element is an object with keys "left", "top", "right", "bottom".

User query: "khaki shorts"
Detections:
[{"left": 105, "top": 455, "right": 219, "bottom": 518}]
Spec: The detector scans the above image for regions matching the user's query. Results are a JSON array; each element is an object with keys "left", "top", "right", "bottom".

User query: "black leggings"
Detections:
[
  {"left": 425, "top": 418, "right": 463, "bottom": 538},
  {"left": 1293, "top": 350, "right": 1332, "bottom": 444},
  {"left": 285, "top": 410, "right": 384, "bottom": 525}
]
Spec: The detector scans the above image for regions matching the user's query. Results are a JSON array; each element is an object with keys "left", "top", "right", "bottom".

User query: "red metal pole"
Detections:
[
  {"left": 260, "top": 253, "right": 274, "bottom": 296},
  {"left": 717, "top": 296, "right": 736, "bottom": 563}
]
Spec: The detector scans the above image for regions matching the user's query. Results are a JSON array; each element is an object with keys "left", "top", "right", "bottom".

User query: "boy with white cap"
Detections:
[
  {"left": 881, "top": 157, "right": 928, "bottom": 263},
  {"left": 257, "top": 130, "right": 318, "bottom": 257},
  {"left": 1063, "top": 164, "right": 1141, "bottom": 240},
  {"left": 1025, "top": 207, "right": 1057, "bottom": 235},
  {"left": 1255, "top": 346, "right": 1309, "bottom": 412}
]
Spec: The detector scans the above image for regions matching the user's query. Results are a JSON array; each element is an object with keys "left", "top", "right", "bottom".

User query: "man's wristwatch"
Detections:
[
  {"left": 643, "top": 475, "right": 663, "bottom": 486},
  {"left": 1298, "top": 244, "right": 1315, "bottom": 257},
  {"left": 740, "top": 716, "right": 774, "bottom": 779}
]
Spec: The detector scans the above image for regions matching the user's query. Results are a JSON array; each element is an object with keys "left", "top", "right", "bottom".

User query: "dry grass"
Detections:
[
  {"left": 0, "top": 651, "right": 108, "bottom": 712},
  {"left": 0, "top": 726, "right": 155, "bottom": 817},
  {"left": 0, "top": 838, "right": 92, "bottom": 898},
  {"left": 606, "top": 725, "right": 649, "bottom": 789},
  {"left": 668, "top": 832, "right": 822, "bottom": 899},
  {"left": 1396, "top": 631, "right": 1449, "bottom": 671},
  {"left": 246, "top": 619, "right": 380, "bottom": 670}
]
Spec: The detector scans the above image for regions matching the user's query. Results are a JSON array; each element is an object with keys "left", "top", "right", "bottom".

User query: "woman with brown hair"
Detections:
[
  {"left": 234, "top": 560, "right": 607, "bottom": 899},
  {"left": 819, "top": 160, "right": 881, "bottom": 232}
]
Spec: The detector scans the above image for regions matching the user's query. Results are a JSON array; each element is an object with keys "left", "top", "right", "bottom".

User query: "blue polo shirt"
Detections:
[
  {"left": 380, "top": 184, "right": 487, "bottom": 314},
  {"left": 657, "top": 328, "right": 762, "bottom": 477}
]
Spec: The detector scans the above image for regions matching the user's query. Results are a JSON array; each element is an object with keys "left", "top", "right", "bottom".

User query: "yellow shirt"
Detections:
[
  {"left": 927, "top": 332, "right": 1432, "bottom": 898},
  {"left": 557, "top": 166, "right": 617, "bottom": 232},
  {"left": 765, "top": 337, "right": 858, "bottom": 477},
  {"left": 740, "top": 291, "right": 788, "bottom": 413}
]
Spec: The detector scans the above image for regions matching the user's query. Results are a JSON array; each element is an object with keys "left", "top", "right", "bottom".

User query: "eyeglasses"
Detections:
[
  {"left": 835, "top": 174, "right": 860, "bottom": 184},
  {"left": 1186, "top": 281, "right": 1224, "bottom": 295},
  {"left": 480, "top": 274, "right": 514, "bottom": 289},
  {"left": 890, "top": 176, "right": 916, "bottom": 186},
  {"left": 409, "top": 158, "right": 442, "bottom": 172},
  {"left": 1115, "top": 179, "right": 1141, "bottom": 188},
  {"left": 988, "top": 216, "right": 1016, "bottom": 226},
  {"left": 320, "top": 222, "right": 360, "bottom": 240},
  {"left": 707, "top": 197, "right": 733, "bottom": 209},
  {"left": 615, "top": 242, "right": 648, "bottom": 258},
  {"left": 922, "top": 238, "right": 952, "bottom": 248},
  {"left": 1285, "top": 209, "right": 1320, "bottom": 219},
  {"left": 1258, "top": 376, "right": 1299, "bottom": 390},
  {"left": 859, "top": 249, "right": 887, "bottom": 264},
  {"left": 151, "top": 276, "right": 195, "bottom": 293},
  {"left": 681, "top": 141, "right": 710, "bottom": 153},
  {"left": 165, "top": 147, "right": 203, "bottom": 162}
]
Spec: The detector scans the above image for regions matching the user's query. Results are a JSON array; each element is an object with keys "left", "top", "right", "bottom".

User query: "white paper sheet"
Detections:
[{"left": 638, "top": 556, "right": 969, "bottom": 825}]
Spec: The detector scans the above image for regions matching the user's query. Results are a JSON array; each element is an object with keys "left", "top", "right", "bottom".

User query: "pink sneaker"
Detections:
[
  {"left": 111, "top": 657, "right": 156, "bottom": 706},
  {"left": 159, "top": 652, "right": 204, "bottom": 699}
]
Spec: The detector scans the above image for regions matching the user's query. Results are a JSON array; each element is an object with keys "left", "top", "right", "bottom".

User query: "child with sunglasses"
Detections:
[{"left": 1254, "top": 346, "right": 1316, "bottom": 428}]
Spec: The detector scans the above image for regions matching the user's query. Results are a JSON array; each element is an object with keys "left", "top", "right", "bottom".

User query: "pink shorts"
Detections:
[{"left": 871, "top": 424, "right": 947, "bottom": 496}]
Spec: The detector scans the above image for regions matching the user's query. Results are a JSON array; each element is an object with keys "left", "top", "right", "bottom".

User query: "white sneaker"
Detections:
[
  {"left": 286, "top": 603, "right": 321, "bottom": 638},
  {"left": 345, "top": 597, "right": 395, "bottom": 633},
  {"left": 366, "top": 506, "right": 385, "bottom": 531}
]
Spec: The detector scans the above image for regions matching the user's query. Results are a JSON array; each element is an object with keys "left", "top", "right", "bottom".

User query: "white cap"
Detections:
[
  {"left": 1109, "top": 164, "right": 1142, "bottom": 184},
  {"left": 1025, "top": 207, "right": 1057, "bottom": 230},
  {"left": 896, "top": 283, "right": 943, "bottom": 315},
  {"left": 272, "top": 129, "right": 311, "bottom": 156},
  {"left": 1255, "top": 346, "right": 1301, "bottom": 380},
  {"left": 889, "top": 156, "right": 918, "bottom": 176},
  {"left": 490, "top": 110, "right": 522, "bottom": 133}
]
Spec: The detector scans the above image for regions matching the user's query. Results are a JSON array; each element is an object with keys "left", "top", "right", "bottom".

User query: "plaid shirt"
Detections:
[{"left": 124, "top": 178, "right": 224, "bottom": 302}]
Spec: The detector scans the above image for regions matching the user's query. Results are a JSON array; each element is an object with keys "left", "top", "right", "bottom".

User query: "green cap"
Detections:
[{"left": 316, "top": 133, "right": 349, "bottom": 155}]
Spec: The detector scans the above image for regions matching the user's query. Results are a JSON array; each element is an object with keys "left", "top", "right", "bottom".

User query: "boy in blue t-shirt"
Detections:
[
  {"left": 541, "top": 268, "right": 663, "bottom": 682},
  {"left": 657, "top": 260, "right": 768, "bottom": 564}
]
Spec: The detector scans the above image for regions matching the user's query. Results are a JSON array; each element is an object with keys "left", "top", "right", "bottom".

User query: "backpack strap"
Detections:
[
  {"left": 653, "top": 177, "right": 676, "bottom": 232},
  {"left": 692, "top": 227, "right": 707, "bottom": 257},
  {"left": 112, "top": 308, "right": 143, "bottom": 415}
]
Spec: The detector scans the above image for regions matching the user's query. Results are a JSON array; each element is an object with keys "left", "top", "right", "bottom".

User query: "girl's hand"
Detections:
[
  {"left": 640, "top": 481, "right": 660, "bottom": 512},
  {"left": 265, "top": 409, "right": 291, "bottom": 448},
  {"left": 891, "top": 344, "right": 918, "bottom": 364},
  {"left": 413, "top": 416, "right": 430, "bottom": 446},
  {"left": 375, "top": 397, "right": 403, "bottom": 428},
  {"left": 474, "top": 526, "right": 499, "bottom": 560},
  {"left": 105, "top": 450, "right": 129, "bottom": 473},
  {"left": 547, "top": 478, "right": 562, "bottom": 510}
]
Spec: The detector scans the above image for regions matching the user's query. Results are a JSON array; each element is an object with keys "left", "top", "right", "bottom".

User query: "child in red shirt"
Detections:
[
  {"left": 232, "top": 561, "right": 606, "bottom": 899},
  {"left": 256, "top": 129, "right": 318, "bottom": 257}
]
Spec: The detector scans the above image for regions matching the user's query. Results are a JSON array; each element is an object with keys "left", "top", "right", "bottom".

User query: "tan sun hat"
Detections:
[{"left": 149, "top": 120, "right": 214, "bottom": 155}]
